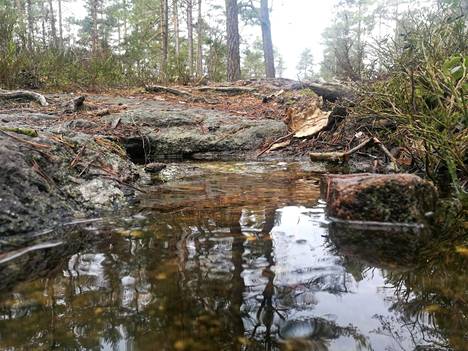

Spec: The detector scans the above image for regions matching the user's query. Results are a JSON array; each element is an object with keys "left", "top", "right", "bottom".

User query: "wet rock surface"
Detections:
[
  {"left": 115, "top": 100, "right": 287, "bottom": 161},
  {"left": 0, "top": 129, "right": 141, "bottom": 237},
  {"left": 0, "top": 95, "right": 289, "bottom": 237},
  {"left": 322, "top": 173, "right": 438, "bottom": 223}
]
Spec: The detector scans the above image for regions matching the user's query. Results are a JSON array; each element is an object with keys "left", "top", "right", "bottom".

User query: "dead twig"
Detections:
[
  {"left": 70, "top": 145, "right": 86, "bottom": 168},
  {"left": 31, "top": 159, "right": 55, "bottom": 187},
  {"left": 0, "top": 129, "right": 50, "bottom": 149},
  {"left": 309, "top": 137, "right": 400, "bottom": 171},
  {"left": 102, "top": 175, "right": 147, "bottom": 193},
  {"left": 257, "top": 132, "right": 294, "bottom": 158}
]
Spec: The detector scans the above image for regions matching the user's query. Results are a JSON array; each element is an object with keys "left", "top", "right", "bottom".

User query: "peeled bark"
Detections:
[{"left": 225, "top": 0, "right": 241, "bottom": 81}]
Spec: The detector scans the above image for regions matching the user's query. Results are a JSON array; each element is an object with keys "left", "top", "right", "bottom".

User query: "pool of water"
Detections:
[{"left": 0, "top": 162, "right": 465, "bottom": 350}]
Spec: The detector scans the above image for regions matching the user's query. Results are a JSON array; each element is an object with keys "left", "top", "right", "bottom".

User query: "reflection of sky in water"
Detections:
[{"left": 239, "top": 204, "right": 422, "bottom": 350}]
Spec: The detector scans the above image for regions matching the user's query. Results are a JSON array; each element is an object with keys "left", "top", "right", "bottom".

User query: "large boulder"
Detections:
[{"left": 321, "top": 174, "right": 437, "bottom": 223}]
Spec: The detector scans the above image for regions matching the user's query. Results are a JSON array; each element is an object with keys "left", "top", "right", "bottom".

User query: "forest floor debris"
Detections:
[{"left": 0, "top": 79, "right": 418, "bottom": 237}]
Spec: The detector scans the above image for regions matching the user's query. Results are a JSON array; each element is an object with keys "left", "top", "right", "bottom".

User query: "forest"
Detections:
[{"left": 0, "top": 0, "right": 467, "bottom": 350}]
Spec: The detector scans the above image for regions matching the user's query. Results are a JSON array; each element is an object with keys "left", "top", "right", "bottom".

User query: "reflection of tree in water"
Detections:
[
  {"left": 0, "top": 175, "right": 464, "bottom": 351},
  {"left": 372, "top": 244, "right": 467, "bottom": 351},
  {"left": 240, "top": 208, "right": 372, "bottom": 351}
]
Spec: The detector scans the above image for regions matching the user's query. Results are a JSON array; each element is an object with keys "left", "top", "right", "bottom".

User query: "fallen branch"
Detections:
[
  {"left": 145, "top": 85, "right": 217, "bottom": 104},
  {"left": 0, "top": 89, "right": 48, "bottom": 106},
  {"left": 145, "top": 85, "right": 193, "bottom": 97},
  {"left": 309, "top": 137, "right": 400, "bottom": 171},
  {"left": 195, "top": 86, "right": 256, "bottom": 94}
]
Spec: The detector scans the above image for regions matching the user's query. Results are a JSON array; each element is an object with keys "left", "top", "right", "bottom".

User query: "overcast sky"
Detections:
[
  {"left": 65, "top": 0, "right": 338, "bottom": 79},
  {"left": 252, "top": 0, "right": 338, "bottom": 78}
]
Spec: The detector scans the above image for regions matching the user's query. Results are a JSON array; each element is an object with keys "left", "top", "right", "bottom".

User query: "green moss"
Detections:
[{"left": 1, "top": 127, "right": 38, "bottom": 137}]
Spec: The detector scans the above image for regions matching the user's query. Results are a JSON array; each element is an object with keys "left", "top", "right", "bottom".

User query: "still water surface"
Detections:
[{"left": 0, "top": 162, "right": 465, "bottom": 350}]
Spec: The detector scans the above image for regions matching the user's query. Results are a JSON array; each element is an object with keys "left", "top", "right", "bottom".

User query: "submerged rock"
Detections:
[{"left": 322, "top": 173, "right": 437, "bottom": 223}]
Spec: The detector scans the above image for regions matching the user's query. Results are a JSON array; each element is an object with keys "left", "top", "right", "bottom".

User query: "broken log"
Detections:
[
  {"left": 62, "top": 96, "right": 85, "bottom": 113},
  {"left": 309, "top": 137, "right": 400, "bottom": 171},
  {"left": 0, "top": 89, "right": 48, "bottom": 106}
]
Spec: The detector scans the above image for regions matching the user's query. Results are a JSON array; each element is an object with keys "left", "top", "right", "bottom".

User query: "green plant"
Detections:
[{"left": 359, "top": 6, "right": 467, "bottom": 196}]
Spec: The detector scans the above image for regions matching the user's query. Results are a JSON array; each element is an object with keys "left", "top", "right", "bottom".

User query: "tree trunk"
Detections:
[
  {"left": 225, "top": 0, "right": 241, "bottom": 81},
  {"left": 173, "top": 0, "right": 180, "bottom": 59},
  {"left": 160, "top": 0, "right": 169, "bottom": 80},
  {"left": 123, "top": 0, "right": 128, "bottom": 38},
  {"left": 15, "top": 0, "right": 27, "bottom": 49},
  {"left": 58, "top": 0, "right": 63, "bottom": 48},
  {"left": 187, "top": 0, "right": 194, "bottom": 77},
  {"left": 26, "top": 0, "right": 34, "bottom": 51},
  {"left": 90, "top": 0, "right": 99, "bottom": 55},
  {"left": 196, "top": 0, "right": 203, "bottom": 77},
  {"left": 41, "top": 1, "right": 47, "bottom": 48},
  {"left": 260, "top": 0, "right": 275, "bottom": 78},
  {"left": 47, "top": 0, "right": 58, "bottom": 49}
]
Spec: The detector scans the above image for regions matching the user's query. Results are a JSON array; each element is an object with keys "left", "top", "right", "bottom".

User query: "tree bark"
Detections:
[
  {"left": 26, "top": 0, "right": 34, "bottom": 51},
  {"left": 187, "top": 0, "right": 194, "bottom": 77},
  {"left": 41, "top": 1, "right": 47, "bottom": 47},
  {"left": 58, "top": 0, "right": 63, "bottom": 48},
  {"left": 90, "top": 0, "right": 99, "bottom": 55},
  {"left": 173, "top": 0, "right": 180, "bottom": 59},
  {"left": 160, "top": 0, "right": 169, "bottom": 79},
  {"left": 260, "top": 0, "right": 275, "bottom": 78},
  {"left": 225, "top": 0, "right": 241, "bottom": 81},
  {"left": 196, "top": 0, "right": 203, "bottom": 77},
  {"left": 48, "top": 0, "right": 58, "bottom": 49}
]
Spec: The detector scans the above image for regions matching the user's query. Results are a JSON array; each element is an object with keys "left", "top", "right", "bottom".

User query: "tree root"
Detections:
[
  {"left": 0, "top": 89, "right": 48, "bottom": 106},
  {"left": 309, "top": 137, "right": 400, "bottom": 171}
]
